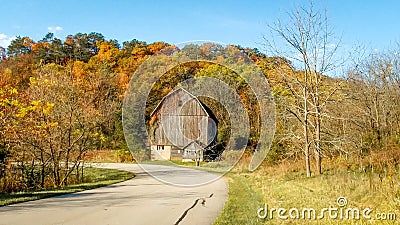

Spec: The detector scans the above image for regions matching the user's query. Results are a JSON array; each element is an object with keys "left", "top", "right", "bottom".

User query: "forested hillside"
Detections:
[{"left": 1, "top": 31, "right": 399, "bottom": 192}]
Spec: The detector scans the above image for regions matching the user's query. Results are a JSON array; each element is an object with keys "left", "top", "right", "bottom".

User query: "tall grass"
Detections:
[{"left": 214, "top": 151, "right": 400, "bottom": 225}]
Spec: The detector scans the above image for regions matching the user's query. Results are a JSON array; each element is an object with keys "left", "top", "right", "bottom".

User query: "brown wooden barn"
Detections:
[{"left": 149, "top": 88, "right": 217, "bottom": 162}]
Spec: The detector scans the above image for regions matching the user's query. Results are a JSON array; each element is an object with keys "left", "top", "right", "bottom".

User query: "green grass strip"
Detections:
[
  {"left": 214, "top": 173, "right": 264, "bottom": 225},
  {"left": 0, "top": 167, "right": 134, "bottom": 206}
]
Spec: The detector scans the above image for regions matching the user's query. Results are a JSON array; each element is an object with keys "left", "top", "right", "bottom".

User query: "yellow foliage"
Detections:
[
  {"left": 4, "top": 68, "right": 12, "bottom": 76},
  {"left": 72, "top": 129, "right": 82, "bottom": 136},
  {"left": 2, "top": 98, "right": 10, "bottom": 106},
  {"left": 9, "top": 88, "right": 18, "bottom": 95},
  {"left": 31, "top": 100, "right": 42, "bottom": 107},
  {"left": 36, "top": 122, "right": 59, "bottom": 129},
  {"left": 49, "top": 122, "right": 58, "bottom": 127},
  {"left": 100, "top": 134, "right": 106, "bottom": 142},
  {"left": 10, "top": 99, "right": 19, "bottom": 106},
  {"left": 15, "top": 107, "right": 28, "bottom": 118},
  {"left": 89, "top": 41, "right": 120, "bottom": 67},
  {"left": 42, "top": 102, "right": 55, "bottom": 115},
  {"left": 29, "top": 77, "right": 36, "bottom": 84},
  {"left": 72, "top": 61, "right": 88, "bottom": 77}
]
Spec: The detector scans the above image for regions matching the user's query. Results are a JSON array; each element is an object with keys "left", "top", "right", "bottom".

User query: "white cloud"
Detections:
[
  {"left": 47, "top": 26, "right": 63, "bottom": 32},
  {"left": 0, "top": 34, "right": 16, "bottom": 47}
]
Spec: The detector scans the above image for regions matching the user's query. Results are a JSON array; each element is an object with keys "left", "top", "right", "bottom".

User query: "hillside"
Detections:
[{"left": 0, "top": 32, "right": 399, "bottom": 197}]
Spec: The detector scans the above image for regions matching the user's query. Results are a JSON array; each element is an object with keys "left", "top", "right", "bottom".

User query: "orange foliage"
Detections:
[
  {"left": 147, "top": 42, "right": 169, "bottom": 54},
  {"left": 72, "top": 61, "right": 89, "bottom": 79},
  {"left": 23, "top": 37, "right": 35, "bottom": 48},
  {"left": 118, "top": 73, "right": 130, "bottom": 91},
  {"left": 89, "top": 41, "right": 120, "bottom": 67},
  {"left": 32, "top": 42, "right": 50, "bottom": 51}
]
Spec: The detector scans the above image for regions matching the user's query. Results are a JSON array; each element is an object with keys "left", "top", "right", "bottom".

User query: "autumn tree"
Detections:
[
  {"left": 0, "top": 86, "right": 20, "bottom": 183},
  {"left": 0, "top": 52, "right": 35, "bottom": 88},
  {"left": 18, "top": 63, "right": 120, "bottom": 187}
]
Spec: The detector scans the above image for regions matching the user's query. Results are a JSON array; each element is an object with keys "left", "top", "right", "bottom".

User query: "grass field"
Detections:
[
  {"left": 214, "top": 158, "right": 400, "bottom": 225},
  {"left": 0, "top": 167, "right": 134, "bottom": 206},
  {"left": 214, "top": 173, "right": 264, "bottom": 225}
]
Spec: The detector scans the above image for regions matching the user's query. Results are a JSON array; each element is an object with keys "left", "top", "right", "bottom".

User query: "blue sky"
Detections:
[{"left": 1, "top": 0, "right": 400, "bottom": 54}]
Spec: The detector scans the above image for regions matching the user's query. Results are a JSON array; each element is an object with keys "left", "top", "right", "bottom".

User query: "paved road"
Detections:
[{"left": 0, "top": 163, "right": 228, "bottom": 225}]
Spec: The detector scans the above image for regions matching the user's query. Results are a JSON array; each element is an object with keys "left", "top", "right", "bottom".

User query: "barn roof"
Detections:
[
  {"left": 183, "top": 140, "right": 207, "bottom": 150},
  {"left": 150, "top": 87, "right": 211, "bottom": 117}
]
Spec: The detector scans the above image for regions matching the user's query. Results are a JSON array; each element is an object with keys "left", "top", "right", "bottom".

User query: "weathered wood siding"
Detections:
[
  {"left": 152, "top": 88, "right": 215, "bottom": 148},
  {"left": 183, "top": 142, "right": 204, "bottom": 162},
  {"left": 170, "top": 146, "right": 183, "bottom": 160}
]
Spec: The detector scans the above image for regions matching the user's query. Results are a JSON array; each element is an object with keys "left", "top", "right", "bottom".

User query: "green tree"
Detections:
[{"left": 7, "top": 36, "right": 32, "bottom": 57}]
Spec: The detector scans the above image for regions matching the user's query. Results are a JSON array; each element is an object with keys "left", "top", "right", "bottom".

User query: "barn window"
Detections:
[
  {"left": 157, "top": 145, "right": 164, "bottom": 151},
  {"left": 178, "top": 100, "right": 183, "bottom": 106}
]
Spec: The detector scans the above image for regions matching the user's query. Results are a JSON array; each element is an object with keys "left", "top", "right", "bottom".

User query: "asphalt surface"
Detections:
[{"left": 0, "top": 163, "right": 228, "bottom": 225}]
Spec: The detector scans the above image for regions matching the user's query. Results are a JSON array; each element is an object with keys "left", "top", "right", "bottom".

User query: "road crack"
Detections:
[{"left": 174, "top": 193, "right": 214, "bottom": 225}]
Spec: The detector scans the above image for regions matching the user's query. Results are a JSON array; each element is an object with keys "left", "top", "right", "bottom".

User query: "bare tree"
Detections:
[
  {"left": 347, "top": 48, "right": 400, "bottom": 155},
  {"left": 265, "top": 1, "right": 342, "bottom": 176}
]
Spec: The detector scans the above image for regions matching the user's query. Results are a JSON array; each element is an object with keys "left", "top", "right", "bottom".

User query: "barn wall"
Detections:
[
  {"left": 150, "top": 88, "right": 216, "bottom": 161},
  {"left": 154, "top": 115, "right": 212, "bottom": 147},
  {"left": 156, "top": 90, "right": 207, "bottom": 116},
  {"left": 182, "top": 142, "right": 204, "bottom": 162},
  {"left": 170, "top": 146, "right": 183, "bottom": 160},
  {"left": 152, "top": 89, "right": 213, "bottom": 148},
  {"left": 151, "top": 145, "right": 171, "bottom": 160}
]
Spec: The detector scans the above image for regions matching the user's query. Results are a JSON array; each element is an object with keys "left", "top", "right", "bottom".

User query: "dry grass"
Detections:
[
  {"left": 84, "top": 149, "right": 134, "bottom": 163},
  {"left": 215, "top": 153, "right": 400, "bottom": 225}
]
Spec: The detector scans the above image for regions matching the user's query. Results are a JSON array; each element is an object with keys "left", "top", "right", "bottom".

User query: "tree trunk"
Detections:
[
  {"left": 315, "top": 113, "right": 322, "bottom": 175},
  {"left": 40, "top": 150, "right": 45, "bottom": 188},
  {"left": 314, "top": 84, "right": 322, "bottom": 175},
  {"left": 304, "top": 85, "right": 312, "bottom": 177}
]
